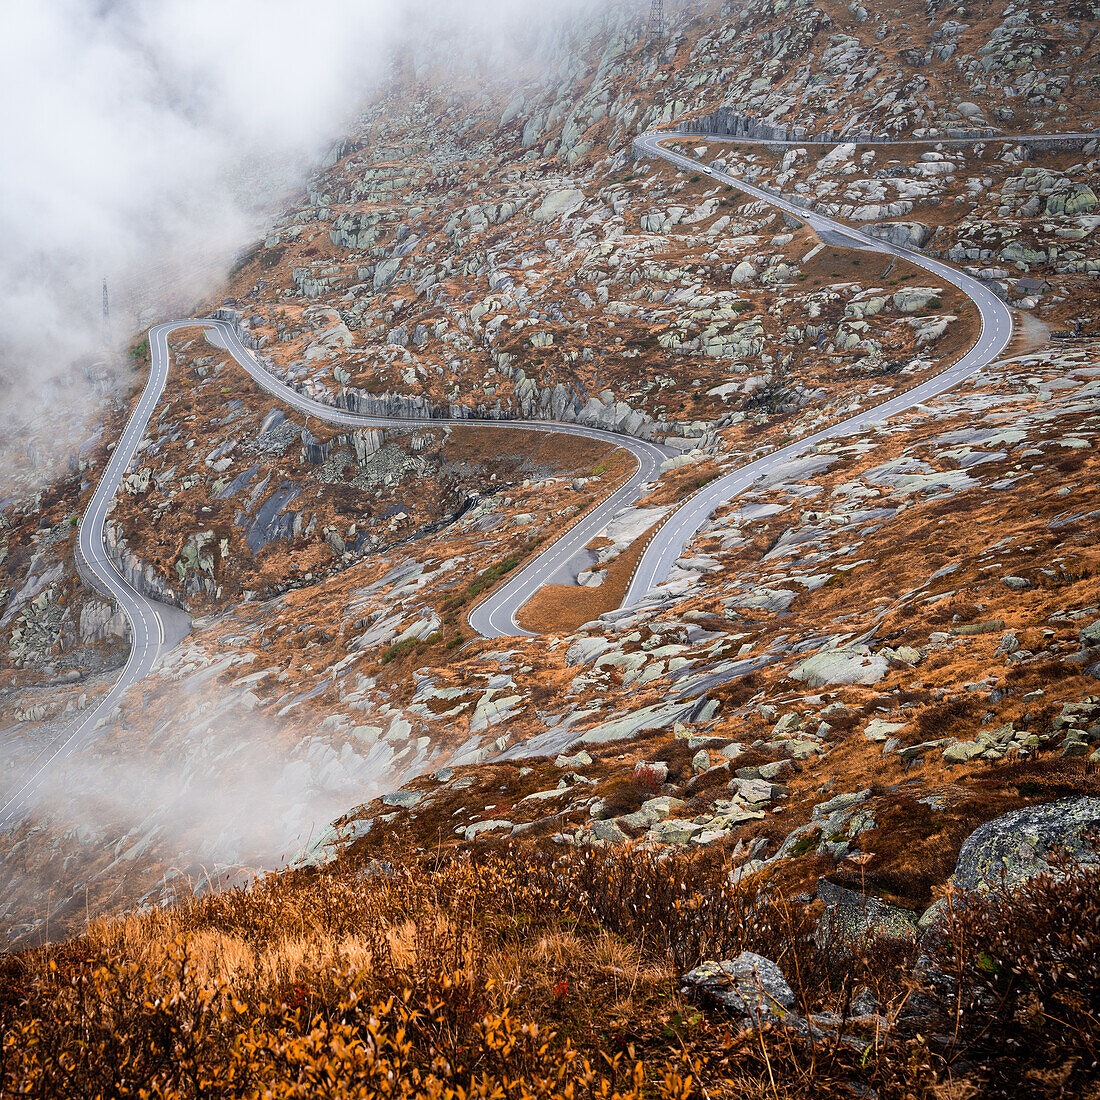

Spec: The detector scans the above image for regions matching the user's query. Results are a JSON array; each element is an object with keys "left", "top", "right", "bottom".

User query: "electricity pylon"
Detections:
[
  {"left": 648, "top": 0, "right": 664, "bottom": 38},
  {"left": 102, "top": 278, "right": 111, "bottom": 342}
]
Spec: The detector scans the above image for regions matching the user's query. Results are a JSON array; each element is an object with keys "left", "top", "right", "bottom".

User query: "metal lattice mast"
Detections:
[
  {"left": 648, "top": 0, "right": 664, "bottom": 38},
  {"left": 102, "top": 278, "right": 111, "bottom": 341}
]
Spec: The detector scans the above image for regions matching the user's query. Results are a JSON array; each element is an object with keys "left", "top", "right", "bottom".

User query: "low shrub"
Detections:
[
  {"left": 932, "top": 855, "right": 1100, "bottom": 1096},
  {"left": 914, "top": 695, "right": 976, "bottom": 739},
  {"left": 0, "top": 844, "right": 1097, "bottom": 1097}
]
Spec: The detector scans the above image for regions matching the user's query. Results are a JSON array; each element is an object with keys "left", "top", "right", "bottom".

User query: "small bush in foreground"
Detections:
[{"left": 933, "top": 853, "right": 1100, "bottom": 1096}]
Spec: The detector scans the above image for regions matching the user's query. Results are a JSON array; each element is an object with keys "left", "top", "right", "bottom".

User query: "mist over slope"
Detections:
[
  {"left": 0, "top": 0, "right": 600, "bottom": 424},
  {"left": 0, "top": 1, "right": 378, "bottom": 385}
]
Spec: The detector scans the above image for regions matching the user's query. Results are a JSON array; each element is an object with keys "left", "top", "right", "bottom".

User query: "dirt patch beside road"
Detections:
[{"left": 515, "top": 521, "right": 660, "bottom": 634}]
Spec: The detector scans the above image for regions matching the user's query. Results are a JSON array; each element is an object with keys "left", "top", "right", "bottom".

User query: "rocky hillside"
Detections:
[{"left": 1, "top": 0, "right": 1099, "bottom": 1092}]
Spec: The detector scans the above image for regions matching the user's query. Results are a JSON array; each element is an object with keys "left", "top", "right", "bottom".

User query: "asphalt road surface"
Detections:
[
  {"left": 209, "top": 320, "right": 676, "bottom": 638},
  {"left": 0, "top": 127, "right": 1022, "bottom": 826},
  {"left": 623, "top": 130, "right": 1014, "bottom": 606}
]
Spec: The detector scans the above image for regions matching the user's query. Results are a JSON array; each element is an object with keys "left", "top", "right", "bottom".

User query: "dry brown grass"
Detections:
[
  {"left": 914, "top": 696, "right": 978, "bottom": 740},
  {"left": 515, "top": 520, "right": 659, "bottom": 635},
  {"left": 2, "top": 844, "right": 1099, "bottom": 1098}
]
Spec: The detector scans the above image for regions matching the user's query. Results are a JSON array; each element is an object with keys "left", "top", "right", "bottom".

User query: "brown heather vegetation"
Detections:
[{"left": 0, "top": 845, "right": 1098, "bottom": 1098}]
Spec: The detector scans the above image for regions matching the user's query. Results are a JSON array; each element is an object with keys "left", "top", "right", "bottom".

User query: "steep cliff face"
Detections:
[
  {"left": 1, "top": 482, "right": 129, "bottom": 680},
  {"left": 103, "top": 522, "right": 186, "bottom": 607}
]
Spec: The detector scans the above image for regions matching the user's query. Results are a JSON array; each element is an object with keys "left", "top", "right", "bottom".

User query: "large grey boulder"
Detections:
[
  {"left": 380, "top": 789, "right": 424, "bottom": 809},
  {"left": 951, "top": 798, "right": 1100, "bottom": 893},
  {"left": 463, "top": 819, "right": 513, "bottom": 841},
  {"left": 680, "top": 952, "right": 794, "bottom": 1027},
  {"left": 590, "top": 819, "right": 630, "bottom": 844},
  {"left": 532, "top": 188, "right": 584, "bottom": 222},
  {"left": 864, "top": 221, "right": 933, "bottom": 250},
  {"left": 816, "top": 880, "right": 919, "bottom": 949},
  {"left": 577, "top": 696, "right": 718, "bottom": 745},
  {"left": 731, "top": 260, "right": 758, "bottom": 284},
  {"left": 790, "top": 647, "right": 889, "bottom": 687},
  {"left": 892, "top": 286, "right": 941, "bottom": 314},
  {"left": 1080, "top": 619, "right": 1100, "bottom": 648}
]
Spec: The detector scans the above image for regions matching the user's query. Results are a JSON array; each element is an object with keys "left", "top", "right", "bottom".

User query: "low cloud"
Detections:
[
  {"left": 0, "top": 0, "right": 390, "bottom": 406},
  {"left": 0, "top": 696, "right": 404, "bottom": 946},
  {"left": 0, "top": 0, "right": 606, "bottom": 408}
]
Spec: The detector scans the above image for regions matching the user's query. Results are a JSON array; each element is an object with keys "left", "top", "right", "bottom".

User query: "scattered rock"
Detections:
[
  {"left": 680, "top": 952, "right": 794, "bottom": 1028},
  {"left": 556, "top": 750, "right": 593, "bottom": 769},
  {"left": 864, "top": 221, "right": 933, "bottom": 250},
  {"left": 950, "top": 619, "right": 1006, "bottom": 636},
  {"left": 649, "top": 818, "right": 707, "bottom": 844},
  {"left": 381, "top": 789, "right": 424, "bottom": 809},
  {"left": 532, "top": 188, "right": 585, "bottom": 222},
  {"left": 891, "top": 286, "right": 941, "bottom": 314},
  {"left": 864, "top": 718, "right": 904, "bottom": 742},
  {"left": 812, "top": 790, "right": 871, "bottom": 821},
  {"left": 816, "top": 879, "right": 920, "bottom": 950},
  {"left": 942, "top": 740, "right": 984, "bottom": 764},
  {"left": 590, "top": 819, "right": 630, "bottom": 844},
  {"left": 463, "top": 819, "right": 514, "bottom": 841}
]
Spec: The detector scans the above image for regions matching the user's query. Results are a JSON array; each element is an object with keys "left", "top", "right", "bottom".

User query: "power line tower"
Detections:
[
  {"left": 102, "top": 278, "right": 110, "bottom": 341},
  {"left": 648, "top": 0, "right": 665, "bottom": 39}
]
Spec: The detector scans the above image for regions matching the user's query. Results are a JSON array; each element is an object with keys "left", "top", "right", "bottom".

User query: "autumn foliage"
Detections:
[{"left": 0, "top": 846, "right": 1097, "bottom": 1098}]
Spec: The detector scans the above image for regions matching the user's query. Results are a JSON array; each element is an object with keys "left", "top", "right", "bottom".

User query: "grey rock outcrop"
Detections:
[
  {"left": 78, "top": 599, "right": 129, "bottom": 643},
  {"left": 951, "top": 798, "right": 1100, "bottom": 893},
  {"left": 790, "top": 647, "right": 889, "bottom": 687},
  {"left": 681, "top": 952, "right": 795, "bottom": 1028},
  {"left": 816, "top": 879, "right": 920, "bottom": 950},
  {"left": 864, "top": 221, "right": 934, "bottom": 250},
  {"left": 215, "top": 309, "right": 691, "bottom": 445},
  {"left": 103, "top": 524, "right": 185, "bottom": 608}
]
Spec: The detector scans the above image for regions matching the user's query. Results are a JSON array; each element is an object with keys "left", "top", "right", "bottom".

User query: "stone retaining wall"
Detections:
[{"left": 665, "top": 111, "right": 1096, "bottom": 151}]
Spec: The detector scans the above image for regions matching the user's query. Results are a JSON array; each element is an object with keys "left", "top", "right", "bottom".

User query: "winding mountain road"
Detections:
[
  {"left": 624, "top": 129, "right": 1014, "bottom": 603},
  {"left": 0, "top": 320, "right": 673, "bottom": 825},
  {"left": 0, "top": 321, "right": 193, "bottom": 828},
  {"left": 211, "top": 320, "right": 675, "bottom": 637},
  {"left": 2, "top": 125, "right": 1022, "bottom": 826}
]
